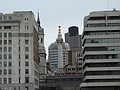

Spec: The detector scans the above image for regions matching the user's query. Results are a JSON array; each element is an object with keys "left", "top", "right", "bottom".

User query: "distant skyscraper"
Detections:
[
  {"left": 80, "top": 9, "right": 120, "bottom": 90},
  {"left": 65, "top": 26, "right": 82, "bottom": 49},
  {"left": 0, "top": 11, "right": 43, "bottom": 90},
  {"left": 48, "top": 26, "right": 70, "bottom": 71}
]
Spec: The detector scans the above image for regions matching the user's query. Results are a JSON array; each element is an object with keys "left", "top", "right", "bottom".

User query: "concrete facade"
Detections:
[
  {"left": 80, "top": 9, "right": 120, "bottom": 90},
  {"left": 0, "top": 11, "right": 40, "bottom": 90}
]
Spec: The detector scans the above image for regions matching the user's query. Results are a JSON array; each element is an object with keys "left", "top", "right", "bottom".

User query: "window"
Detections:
[
  {"left": 4, "top": 26, "right": 11, "bottom": 29},
  {"left": 0, "top": 40, "right": 2, "bottom": 45},
  {"left": 4, "top": 33, "right": 7, "bottom": 37},
  {"left": 25, "top": 77, "right": 29, "bottom": 83},
  {"left": 0, "top": 78, "right": 2, "bottom": 84},
  {"left": 4, "top": 47, "right": 7, "bottom": 52},
  {"left": 8, "top": 40, "right": 12, "bottom": 44},
  {"left": 4, "top": 54, "right": 7, "bottom": 59},
  {"left": 8, "top": 62, "right": 12, "bottom": 67},
  {"left": 19, "top": 77, "right": 20, "bottom": 83},
  {"left": 19, "top": 69, "right": 20, "bottom": 74},
  {"left": 0, "top": 69, "right": 2, "bottom": 75},
  {"left": 8, "top": 54, "right": 12, "bottom": 59},
  {"left": 0, "top": 47, "right": 2, "bottom": 52},
  {"left": 34, "top": 79, "right": 38, "bottom": 85},
  {"left": 3, "top": 87, "right": 7, "bottom": 90},
  {"left": 25, "top": 87, "right": 29, "bottom": 90},
  {"left": 4, "top": 40, "right": 7, "bottom": 44},
  {"left": 19, "top": 47, "right": 20, "bottom": 52},
  {"left": 41, "top": 38, "right": 43, "bottom": 43},
  {"left": 14, "top": 88, "right": 16, "bottom": 90},
  {"left": 8, "top": 78, "right": 12, "bottom": 84},
  {"left": 0, "top": 54, "right": 2, "bottom": 59},
  {"left": 25, "top": 62, "right": 29, "bottom": 66},
  {"left": 8, "top": 47, "right": 12, "bottom": 52},
  {"left": 4, "top": 69, "right": 7, "bottom": 75},
  {"left": 4, "top": 78, "right": 7, "bottom": 84},
  {"left": 25, "top": 54, "right": 29, "bottom": 59},
  {"left": 18, "top": 39, "right": 20, "bottom": 44},
  {"left": 8, "top": 87, "right": 12, "bottom": 90},
  {"left": 25, "top": 69, "right": 29, "bottom": 74},
  {"left": 25, "top": 47, "right": 29, "bottom": 52},
  {"left": 4, "top": 61, "right": 7, "bottom": 67},
  {"left": 8, "top": 33, "right": 12, "bottom": 37},
  {"left": 0, "top": 33, "right": 2, "bottom": 38},
  {"left": 19, "top": 61, "right": 20, "bottom": 67},
  {"left": 8, "top": 69, "right": 12, "bottom": 74},
  {"left": 19, "top": 54, "right": 20, "bottom": 59},
  {"left": 0, "top": 62, "right": 2, "bottom": 67},
  {"left": 25, "top": 40, "right": 29, "bottom": 44}
]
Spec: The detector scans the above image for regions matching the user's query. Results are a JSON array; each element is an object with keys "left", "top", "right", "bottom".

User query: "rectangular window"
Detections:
[
  {"left": 8, "top": 78, "right": 12, "bottom": 84},
  {"left": 0, "top": 78, "right": 2, "bottom": 84},
  {"left": 8, "top": 62, "right": 12, "bottom": 67},
  {"left": 8, "top": 54, "right": 12, "bottom": 59},
  {"left": 8, "top": 33, "right": 12, "bottom": 37},
  {"left": 14, "top": 88, "right": 16, "bottom": 90},
  {"left": 0, "top": 40, "right": 2, "bottom": 45},
  {"left": 0, "top": 62, "right": 2, "bottom": 67},
  {"left": 4, "top": 69, "right": 7, "bottom": 75},
  {"left": 25, "top": 62, "right": 29, "bottom": 66},
  {"left": 4, "top": 54, "right": 7, "bottom": 59},
  {"left": 0, "top": 47, "right": 2, "bottom": 52},
  {"left": 8, "top": 87, "right": 12, "bottom": 90},
  {"left": 19, "top": 77, "right": 20, "bottom": 83},
  {"left": 8, "top": 40, "right": 12, "bottom": 44},
  {"left": 19, "top": 47, "right": 20, "bottom": 52},
  {"left": 19, "top": 61, "right": 20, "bottom": 67},
  {"left": 8, "top": 69, "right": 12, "bottom": 74},
  {"left": 4, "top": 40, "right": 7, "bottom": 45},
  {"left": 0, "top": 54, "right": 2, "bottom": 59},
  {"left": 19, "top": 69, "right": 20, "bottom": 74},
  {"left": 8, "top": 47, "right": 12, "bottom": 52},
  {"left": 0, "top": 69, "right": 2, "bottom": 75},
  {"left": 4, "top": 47, "right": 7, "bottom": 52},
  {"left": 25, "top": 54, "right": 29, "bottom": 59},
  {"left": 4, "top": 61, "right": 7, "bottom": 67},
  {"left": 25, "top": 77, "right": 29, "bottom": 83},
  {"left": 0, "top": 33, "right": 2, "bottom": 38},
  {"left": 19, "top": 54, "right": 20, "bottom": 59},
  {"left": 25, "top": 40, "right": 29, "bottom": 44},
  {"left": 4, "top": 33, "right": 7, "bottom": 37},
  {"left": 4, "top": 78, "right": 7, "bottom": 84},
  {"left": 3, "top": 87, "right": 7, "bottom": 90},
  {"left": 25, "top": 87, "right": 29, "bottom": 90},
  {"left": 25, "top": 69, "right": 29, "bottom": 74},
  {"left": 25, "top": 47, "right": 29, "bottom": 52},
  {"left": 4, "top": 26, "right": 11, "bottom": 29}
]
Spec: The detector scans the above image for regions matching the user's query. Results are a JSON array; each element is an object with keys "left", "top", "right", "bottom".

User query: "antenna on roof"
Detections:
[{"left": 107, "top": 0, "right": 110, "bottom": 10}]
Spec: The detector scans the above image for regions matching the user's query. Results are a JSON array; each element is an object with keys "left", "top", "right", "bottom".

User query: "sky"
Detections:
[{"left": 0, "top": 0, "right": 120, "bottom": 57}]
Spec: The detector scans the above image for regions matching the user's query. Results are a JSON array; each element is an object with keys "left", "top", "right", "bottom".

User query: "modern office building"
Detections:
[
  {"left": 80, "top": 9, "right": 120, "bottom": 90},
  {"left": 65, "top": 26, "right": 82, "bottom": 49},
  {"left": 0, "top": 11, "right": 42, "bottom": 90},
  {"left": 48, "top": 26, "right": 70, "bottom": 71}
]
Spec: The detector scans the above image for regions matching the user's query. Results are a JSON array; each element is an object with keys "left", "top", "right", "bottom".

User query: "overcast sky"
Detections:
[{"left": 0, "top": 0, "right": 120, "bottom": 56}]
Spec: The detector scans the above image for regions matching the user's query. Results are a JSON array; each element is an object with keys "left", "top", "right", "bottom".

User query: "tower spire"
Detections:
[{"left": 37, "top": 10, "right": 40, "bottom": 27}]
